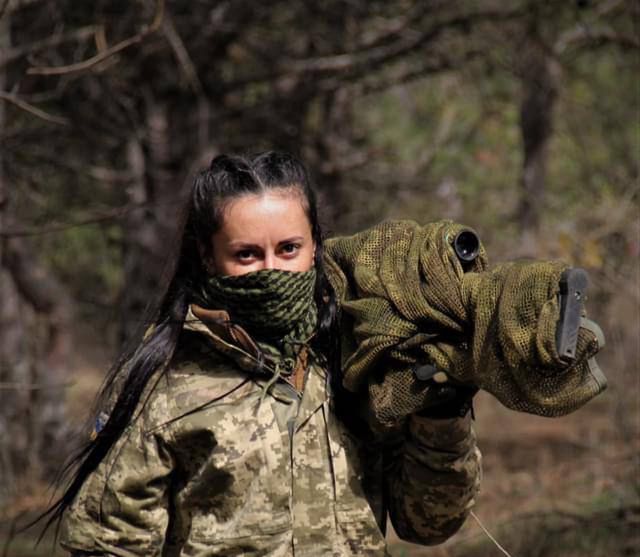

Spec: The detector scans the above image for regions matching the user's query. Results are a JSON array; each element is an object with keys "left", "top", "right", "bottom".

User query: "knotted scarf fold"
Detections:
[{"left": 191, "top": 268, "right": 318, "bottom": 371}]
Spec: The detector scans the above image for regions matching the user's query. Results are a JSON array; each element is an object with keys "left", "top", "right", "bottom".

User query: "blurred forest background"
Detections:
[{"left": 0, "top": 0, "right": 638, "bottom": 555}]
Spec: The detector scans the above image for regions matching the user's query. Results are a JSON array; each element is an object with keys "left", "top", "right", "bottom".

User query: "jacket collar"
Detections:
[
  {"left": 184, "top": 304, "right": 270, "bottom": 376},
  {"left": 183, "top": 305, "right": 329, "bottom": 410}
]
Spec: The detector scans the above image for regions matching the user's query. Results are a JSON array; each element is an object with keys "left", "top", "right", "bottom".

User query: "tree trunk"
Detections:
[
  {"left": 120, "top": 101, "right": 183, "bottom": 344},
  {"left": 517, "top": 37, "right": 559, "bottom": 253},
  {"left": 0, "top": 273, "right": 27, "bottom": 504},
  {"left": 4, "top": 239, "right": 73, "bottom": 477},
  {"left": 0, "top": 7, "right": 73, "bottom": 498},
  {"left": 302, "top": 88, "right": 355, "bottom": 229},
  {"left": 0, "top": 5, "right": 25, "bottom": 505}
]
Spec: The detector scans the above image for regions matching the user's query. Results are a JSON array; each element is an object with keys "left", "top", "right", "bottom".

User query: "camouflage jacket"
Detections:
[{"left": 60, "top": 306, "right": 481, "bottom": 557}]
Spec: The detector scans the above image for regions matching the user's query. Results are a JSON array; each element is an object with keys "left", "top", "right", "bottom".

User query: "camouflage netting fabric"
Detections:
[{"left": 324, "top": 220, "right": 606, "bottom": 432}]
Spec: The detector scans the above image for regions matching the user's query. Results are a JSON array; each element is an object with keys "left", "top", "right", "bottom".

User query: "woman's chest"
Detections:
[{"left": 163, "top": 365, "right": 380, "bottom": 554}]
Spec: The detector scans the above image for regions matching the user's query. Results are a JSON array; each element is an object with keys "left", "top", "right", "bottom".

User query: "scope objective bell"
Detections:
[{"left": 453, "top": 230, "right": 480, "bottom": 263}]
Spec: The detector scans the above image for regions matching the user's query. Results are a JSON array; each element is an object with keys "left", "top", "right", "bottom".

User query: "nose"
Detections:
[{"left": 263, "top": 251, "right": 277, "bottom": 270}]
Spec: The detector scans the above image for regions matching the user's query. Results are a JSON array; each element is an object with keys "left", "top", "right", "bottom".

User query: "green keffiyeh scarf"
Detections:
[{"left": 192, "top": 268, "right": 318, "bottom": 373}]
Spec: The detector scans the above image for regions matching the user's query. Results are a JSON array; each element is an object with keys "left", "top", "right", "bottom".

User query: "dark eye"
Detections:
[
  {"left": 235, "top": 249, "right": 256, "bottom": 261},
  {"left": 280, "top": 243, "right": 300, "bottom": 256}
]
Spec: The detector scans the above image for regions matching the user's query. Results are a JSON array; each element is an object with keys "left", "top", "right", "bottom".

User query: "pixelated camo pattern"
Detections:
[
  {"left": 60, "top": 319, "right": 481, "bottom": 556},
  {"left": 324, "top": 220, "right": 606, "bottom": 432}
]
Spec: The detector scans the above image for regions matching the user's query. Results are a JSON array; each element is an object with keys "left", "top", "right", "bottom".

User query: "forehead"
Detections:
[{"left": 217, "top": 190, "right": 311, "bottom": 240}]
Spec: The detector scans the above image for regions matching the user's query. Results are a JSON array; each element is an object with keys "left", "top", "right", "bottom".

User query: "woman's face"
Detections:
[{"left": 209, "top": 189, "right": 316, "bottom": 276}]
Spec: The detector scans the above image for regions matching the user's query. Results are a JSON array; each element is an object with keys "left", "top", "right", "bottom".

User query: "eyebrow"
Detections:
[
  {"left": 278, "top": 236, "right": 305, "bottom": 244},
  {"left": 227, "top": 241, "right": 261, "bottom": 249},
  {"left": 227, "top": 236, "right": 305, "bottom": 248}
]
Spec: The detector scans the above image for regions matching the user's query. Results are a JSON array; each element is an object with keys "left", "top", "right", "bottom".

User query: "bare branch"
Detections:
[
  {"left": 1, "top": 0, "right": 43, "bottom": 12},
  {"left": 554, "top": 0, "right": 638, "bottom": 54},
  {"left": 555, "top": 24, "right": 640, "bottom": 54},
  {"left": 224, "top": 6, "right": 523, "bottom": 93},
  {"left": 284, "top": 8, "right": 523, "bottom": 75},
  {"left": 0, "top": 0, "right": 9, "bottom": 22},
  {"left": 1, "top": 25, "right": 97, "bottom": 70},
  {"left": 26, "top": 0, "right": 165, "bottom": 76},
  {"left": 0, "top": 90, "right": 69, "bottom": 125},
  {"left": 0, "top": 203, "right": 147, "bottom": 238},
  {"left": 0, "top": 381, "right": 72, "bottom": 390},
  {"left": 358, "top": 2, "right": 446, "bottom": 49},
  {"left": 317, "top": 47, "right": 481, "bottom": 96},
  {"left": 595, "top": 0, "right": 626, "bottom": 17},
  {"left": 161, "top": 12, "right": 204, "bottom": 96}
]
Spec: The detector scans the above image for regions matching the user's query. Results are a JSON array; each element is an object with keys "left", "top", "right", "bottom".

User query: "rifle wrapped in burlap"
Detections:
[{"left": 324, "top": 220, "right": 606, "bottom": 433}]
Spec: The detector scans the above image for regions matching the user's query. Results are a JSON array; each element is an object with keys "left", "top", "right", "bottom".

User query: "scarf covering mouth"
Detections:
[
  {"left": 324, "top": 220, "right": 606, "bottom": 433},
  {"left": 191, "top": 268, "right": 318, "bottom": 365}
]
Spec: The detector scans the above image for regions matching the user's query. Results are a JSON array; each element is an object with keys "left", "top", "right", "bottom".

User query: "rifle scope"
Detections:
[{"left": 453, "top": 230, "right": 480, "bottom": 262}]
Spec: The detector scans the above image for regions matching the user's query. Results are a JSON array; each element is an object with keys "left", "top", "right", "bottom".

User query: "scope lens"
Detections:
[{"left": 453, "top": 230, "right": 479, "bottom": 261}]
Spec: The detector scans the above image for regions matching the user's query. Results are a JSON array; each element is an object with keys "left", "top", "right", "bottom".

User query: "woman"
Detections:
[{"left": 52, "top": 152, "right": 481, "bottom": 556}]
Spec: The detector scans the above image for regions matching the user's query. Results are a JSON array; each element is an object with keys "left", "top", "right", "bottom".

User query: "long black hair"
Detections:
[{"left": 37, "top": 150, "right": 341, "bottom": 536}]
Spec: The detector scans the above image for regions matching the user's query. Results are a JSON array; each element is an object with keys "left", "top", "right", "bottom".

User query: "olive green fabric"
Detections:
[
  {"left": 191, "top": 268, "right": 318, "bottom": 363},
  {"left": 324, "top": 220, "right": 606, "bottom": 432}
]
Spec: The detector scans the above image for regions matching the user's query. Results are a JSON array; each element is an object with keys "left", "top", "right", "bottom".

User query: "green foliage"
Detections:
[
  {"left": 37, "top": 224, "right": 123, "bottom": 310},
  {"left": 352, "top": 70, "right": 522, "bottom": 237},
  {"left": 348, "top": 29, "right": 638, "bottom": 254},
  {"left": 549, "top": 46, "right": 640, "bottom": 210}
]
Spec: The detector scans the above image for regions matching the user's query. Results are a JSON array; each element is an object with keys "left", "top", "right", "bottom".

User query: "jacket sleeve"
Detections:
[
  {"left": 60, "top": 411, "right": 175, "bottom": 557},
  {"left": 384, "top": 413, "right": 481, "bottom": 545}
]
